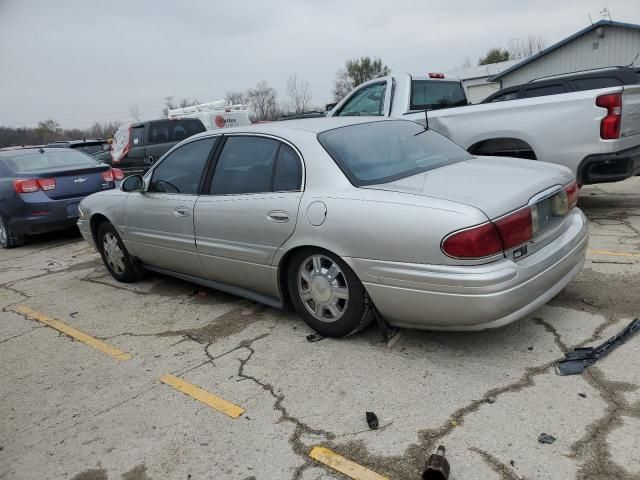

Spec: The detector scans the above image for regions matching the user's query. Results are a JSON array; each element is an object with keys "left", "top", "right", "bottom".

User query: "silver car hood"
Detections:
[{"left": 365, "top": 156, "right": 574, "bottom": 219}]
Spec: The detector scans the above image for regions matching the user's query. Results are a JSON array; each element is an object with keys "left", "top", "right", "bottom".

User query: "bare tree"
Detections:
[
  {"left": 333, "top": 56, "right": 391, "bottom": 101},
  {"left": 225, "top": 91, "right": 248, "bottom": 106},
  {"left": 507, "top": 35, "right": 547, "bottom": 60},
  {"left": 129, "top": 104, "right": 141, "bottom": 122},
  {"left": 246, "top": 81, "right": 279, "bottom": 121},
  {"left": 35, "top": 119, "right": 61, "bottom": 143},
  {"left": 286, "top": 74, "right": 312, "bottom": 114}
]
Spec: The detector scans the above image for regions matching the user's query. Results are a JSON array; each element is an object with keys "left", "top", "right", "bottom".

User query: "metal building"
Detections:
[
  {"left": 491, "top": 20, "right": 640, "bottom": 88},
  {"left": 446, "top": 59, "right": 521, "bottom": 104}
]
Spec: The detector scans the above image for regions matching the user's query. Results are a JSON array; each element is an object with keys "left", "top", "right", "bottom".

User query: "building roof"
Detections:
[
  {"left": 446, "top": 59, "right": 522, "bottom": 81},
  {"left": 490, "top": 20, "right": 640, "bottom": 81}
]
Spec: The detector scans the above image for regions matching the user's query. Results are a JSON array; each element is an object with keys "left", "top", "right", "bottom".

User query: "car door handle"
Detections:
[
  {"left": 174, "top": 207, "right": 191, "bottom": 217},
  {"left": 267, "top": 210, "right": 289, "bottom": 223}
]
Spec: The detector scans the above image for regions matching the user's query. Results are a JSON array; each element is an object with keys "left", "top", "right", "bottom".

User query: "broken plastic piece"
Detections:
[
  {"left": 422, "top": 445, "right": 450, "bottom": 480},
  {"left": 306, "top": 333, "right": 325, "bottom": 343},
  {"left": 365, "top": 411, "right": 379, "bottom": 430},
  {"left": 538, "top": 433, "right": 556, "bottom": 444},
  {"left": 556, "top": 318, "right": 639, "bottom": 375}
]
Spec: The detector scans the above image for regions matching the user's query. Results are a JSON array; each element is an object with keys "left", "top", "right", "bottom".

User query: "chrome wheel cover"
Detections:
[
  {"left": 103, "top": 232, "right": 126, "bottom": 275},
  {"left": 297, "top": 254, "right": 349, "bottom": 323}
]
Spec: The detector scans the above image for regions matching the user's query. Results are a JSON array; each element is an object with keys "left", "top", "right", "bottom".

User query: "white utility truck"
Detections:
[{"left": 167, "top": 100, "right": 251, "bottom": 130}]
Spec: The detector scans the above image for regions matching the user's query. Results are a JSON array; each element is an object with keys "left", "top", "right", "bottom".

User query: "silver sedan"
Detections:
[{"left": 77, "top": 117, "right": 588, "bottom": 337}]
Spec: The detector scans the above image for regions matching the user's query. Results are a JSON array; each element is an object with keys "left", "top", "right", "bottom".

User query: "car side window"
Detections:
[
  {"left": 338, "top": 83, "right": 386, "bottom": 116},
  {"left": 210, "top": 136, "right": 280, "bottom": 195},
  {"left": 148, "top": 137, "right": 217, "bottom": 194},
  {"left": 129, "top": 127, "right": 144, "bottom": 148},
  {"left": 523, "top": 84, "right": 567, "bottom": 98},
  {"left": 273, "top": 144, "right": 302, "bottom": 192}
]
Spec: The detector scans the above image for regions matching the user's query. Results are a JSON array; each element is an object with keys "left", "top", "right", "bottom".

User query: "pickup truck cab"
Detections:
[
  {"left": 328, "top": 73, "right": 640, "bottom": 184},
  {"left": 98, "top": 118, "right": 206, "bottom": 175}
]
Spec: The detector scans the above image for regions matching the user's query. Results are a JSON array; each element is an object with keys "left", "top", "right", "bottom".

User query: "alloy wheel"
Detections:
[
  {"left": 297, "top": 254, "right": 349, "bottom": 323},
  {"left": 102, "top": 232, "right": 126, "bottom": 275}
]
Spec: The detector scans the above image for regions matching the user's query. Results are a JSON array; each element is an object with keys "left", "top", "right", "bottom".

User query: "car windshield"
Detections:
[
  {"left": 2, "top": 149, "right": 101, "bottom": 173},
  {"left": 318, "top": 120, "right": 473, "bottom": 186}
]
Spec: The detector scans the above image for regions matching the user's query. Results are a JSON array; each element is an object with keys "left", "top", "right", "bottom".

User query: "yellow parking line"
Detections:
[
  {"left": 159, "top": 374, "right": 245, "bottom": 419},
  {"left": 588, "top": 249, "right": 640, "bottom": 258},
  {"left": 309, "top": 446, "right": 388, "bottom": 480},
  {"left": 15, "top": 305, "right": 132, "bottom": 361}
]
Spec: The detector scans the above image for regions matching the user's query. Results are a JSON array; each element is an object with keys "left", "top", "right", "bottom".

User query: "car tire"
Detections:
[
  {"left": 287, "top": 248, "right": 374, "bottom": 337},
  {"left": 97, "top": 222, "right": 142, "bottom": 283},
  {"left": 0, "top": 215, "right": 24, "bottom": 249}
]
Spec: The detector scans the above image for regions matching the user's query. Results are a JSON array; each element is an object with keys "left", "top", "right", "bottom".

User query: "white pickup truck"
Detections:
[{"left": 327, "top": 73, "right": 640, "bottom": 184}]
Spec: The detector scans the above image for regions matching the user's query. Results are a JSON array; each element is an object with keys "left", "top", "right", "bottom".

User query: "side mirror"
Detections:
[{"left": 121, "top": 174, "right": 144, "bottom": 192}]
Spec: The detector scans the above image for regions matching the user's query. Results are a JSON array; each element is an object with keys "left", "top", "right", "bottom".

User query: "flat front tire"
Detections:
[
  {"left": 287, "top": 249, "right": 373, "bottom": 337},
  {"left": 97, "top": 222, "right": 140, "bottom": 283}
]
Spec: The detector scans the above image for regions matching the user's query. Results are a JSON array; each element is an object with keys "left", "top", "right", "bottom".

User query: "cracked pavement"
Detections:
[{"left": 1, "top": 178, "right": 639, "bottom": 480}]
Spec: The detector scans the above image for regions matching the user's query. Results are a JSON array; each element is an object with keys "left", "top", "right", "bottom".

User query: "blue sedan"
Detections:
[{"left": 0, "top": 147, "right": 123, "bottom": 248}]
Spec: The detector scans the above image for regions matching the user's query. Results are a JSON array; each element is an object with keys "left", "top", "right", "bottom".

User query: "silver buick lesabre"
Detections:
[{"left": 78, "top": 117, "right": 588, "bottom": 337}]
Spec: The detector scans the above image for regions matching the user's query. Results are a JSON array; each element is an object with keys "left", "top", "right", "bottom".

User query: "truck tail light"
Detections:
[
  {"left": 13, "top": 178, "right": 56, "bottom": 193},
  {"left": 101, "top": 170, "right": 114, "bottom": 182},
  {"left": 493, "top": 207, "right": 533, "bottom": 250},
  {"left": 442, "top": 223, "right": 503, "bottom": 259},
  {"left": 596, "top": 93, "right": 622, "bottom": 139},
  {"left": 111, "top": 168, "right": 124, "bottom": 180}
]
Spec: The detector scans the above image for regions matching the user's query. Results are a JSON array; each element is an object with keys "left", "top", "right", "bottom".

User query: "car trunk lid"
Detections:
[{"left": 20, "top": 164, "right": 113, "bottom": 200}]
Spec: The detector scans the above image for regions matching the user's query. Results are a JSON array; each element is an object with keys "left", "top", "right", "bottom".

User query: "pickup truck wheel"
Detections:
[
  {"left": 287, "top": 249, "right": 373, "bottom": 337},
  {"left": 0, "top": 215, "right": 24, "bottom": 249},
  {"left": 97, "top": 222, "right": 141, "bottom": 283}
]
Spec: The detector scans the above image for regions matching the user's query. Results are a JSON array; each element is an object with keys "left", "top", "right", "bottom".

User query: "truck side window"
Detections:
[
  {"left": 523, "top": 84, "right": 567, "bottom": 98},
  {"left": 148, "top": 122, "right": 170, "bottom": 144},
  {"left": 338, "top": 83, "right": 386, "bottom": 117},
  {"left": 488, "top": 91, "right": 520, "bottom": 102},
  {"left": 571, "top": 77, "right": 623, "bottom": 91},
  {"left": 129, "top": 127, "right": 144, "bottom": 147}
]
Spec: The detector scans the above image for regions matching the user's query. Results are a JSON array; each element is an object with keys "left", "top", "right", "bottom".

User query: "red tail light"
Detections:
[
  {"left": 101, "top": 170, "right": 114, "bottom": 182},
  {"left": 442, "top": 223, "right": 503, "bottom": 259},
  {"left": 596, "top": 93, "right": 621, "bottom": 139},
  {"left": 494, "top": 207, "right": 533, "bottom": 250},
  {"left": 13, "top": 178, "right": 56, "bottom": 193},
  {"left": 564, "top": 181, "right": 579, "bottom": 209},
  {"left": 111, "top": 168, "right": 124, "bottom": 181}
]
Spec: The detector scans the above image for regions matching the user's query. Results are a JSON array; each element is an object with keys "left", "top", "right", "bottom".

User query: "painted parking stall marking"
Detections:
[
  {"left": 159, "top": 374, "right": 245, "bottom": 419},
  {"left": 15, "top": 305, "right": 132, "bottom": 361},
  {"left": 309, "top": 446, "right": 389, "bottom": 480}
]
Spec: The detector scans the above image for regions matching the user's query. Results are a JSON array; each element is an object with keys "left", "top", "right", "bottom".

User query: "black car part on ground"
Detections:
[
  {"left": 556, "top": 318, "right": 639, "bottom": 375},
  {"left": 422, "top": 446, "right": 450, "bottom": 480}
]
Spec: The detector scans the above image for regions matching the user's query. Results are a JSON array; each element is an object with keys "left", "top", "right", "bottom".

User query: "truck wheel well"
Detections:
[
  {"left": 90, "top": 214, "right": 110, "bottom": 247},
  {"left": 468, "top": 138, "right": 537, "bottom": 160}
]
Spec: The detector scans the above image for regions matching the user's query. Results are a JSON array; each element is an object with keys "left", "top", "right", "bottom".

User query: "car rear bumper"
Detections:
[
  {"left": 578, "top": 144, "right": 640, "bottom": 184},
  {"left": 8, "top": 197, "right": 85, "bottom": 235},
  {"left": 346, "top": 209, "right": 588, "bottom": 331}
]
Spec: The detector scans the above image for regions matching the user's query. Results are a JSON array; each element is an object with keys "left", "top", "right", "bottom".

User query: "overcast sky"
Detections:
[{"left": 1, "top": 0, "right": 639, "bottom": 129}]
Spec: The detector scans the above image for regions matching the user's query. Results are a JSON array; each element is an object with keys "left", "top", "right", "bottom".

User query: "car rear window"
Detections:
[
  {"left": 2, "top": 149, "right": 102, "bottom": 173},
  {"left": 318, "top": 120, "right": 472, "bottom": 186},
  {"left": 410, "top": 80, "right": 467, "bottom": 110}
]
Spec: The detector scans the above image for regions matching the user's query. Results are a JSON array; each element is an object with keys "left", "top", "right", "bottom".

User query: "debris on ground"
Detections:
[
  {"left": 486, "top": 395, "right": 496, "bottom": 404},
  {"left": 306, "top": 333, "right": 325, "bottom": 343},
  {"left": 538, "top": 433, "right": 556, "bottom": 444},
  {"left": 422, "top": 445, "right": 450, "bottom": 480},
  {"left": 578, "top": 392, "right": 587, "bottom": 398},
  {"left": 365, "top": 411, "right": 379, "bottom": 430},
  {"left": 556, "top": 318, "right": 639, "bottom": 375}
]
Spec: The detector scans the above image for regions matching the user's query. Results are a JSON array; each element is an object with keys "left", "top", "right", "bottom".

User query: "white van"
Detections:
[{"left": 167, "top": 100, "right": 251, "bottom": 130}]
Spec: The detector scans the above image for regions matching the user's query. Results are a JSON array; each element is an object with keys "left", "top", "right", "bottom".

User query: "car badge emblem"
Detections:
[{"left": 74, "top": 177, "right": 87, "bottom": 183}]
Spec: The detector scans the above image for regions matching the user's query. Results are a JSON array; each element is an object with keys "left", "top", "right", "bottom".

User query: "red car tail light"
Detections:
[
  {"left": 37, "top": 178, "right": 56, "bottom": 191},
  {"left": 13, "top": 179, "right": 39, "bottom": 193},
  {"left": 494, "top": 207, "right": 533, "bottom": 250},
  {"left": 596, "top": 93, "right": 621, "bottom": 139},
  {"left": 101, "top": 170, "right": 114, "bottom": 182},
  {"left": 564, "top": 181, "right": 579, "bottom": 209},
  {"left": 111, "top": 168, "right": 124, "bottom": 181},
  {"left": 442, "top": 223, "right": 503, "bottom": 259}
]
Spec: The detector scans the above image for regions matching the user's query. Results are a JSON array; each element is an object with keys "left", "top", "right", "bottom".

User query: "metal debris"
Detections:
[
  {"left": 538, "top": 433, "right": 556, "bottom": 444},
  {"left": 422, "top": 445, "right": 450, "bottom": 480},
  {"left": 306, "top": 333, "right": 325, "bottom": 343},
  {"left": 556, "top": 318, "right": 639, "bottom": 375}
]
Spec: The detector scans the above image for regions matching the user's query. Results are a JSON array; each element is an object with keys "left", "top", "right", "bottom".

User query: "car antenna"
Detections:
[
  {"left": 424, "top": 109, "right": 429, "bottom": 130},
  {"left": 628, "top": 50, "right": 640, "bottom": 67}
]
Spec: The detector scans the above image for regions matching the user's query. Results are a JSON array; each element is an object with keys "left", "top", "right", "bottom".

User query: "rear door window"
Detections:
[
  {"left": 522, "top": 84, "right": 567, "bottom": 98},
  {"left": 410, "top": 80, "right": 467, "bottom": 110},
  {"left": 338, "top": 83, "right": 387, "bottom": 116},
  {"left": 148, "top": 122, "right": 171, "bottom": 145},
  {"left": 273, "top": 144, "right": 302, "bottom": 192},
  {"left": 148, "top": 137, "right": 217, "bottom": 194},
  {"left": 571, "top": 77, "right": 623, "bottom": 91},
  {"left": 210, "top": 136, "right": 280, "bottom": 195},
  {"left": 129, "top": 127, "right": 144, "bottom": 148}
]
